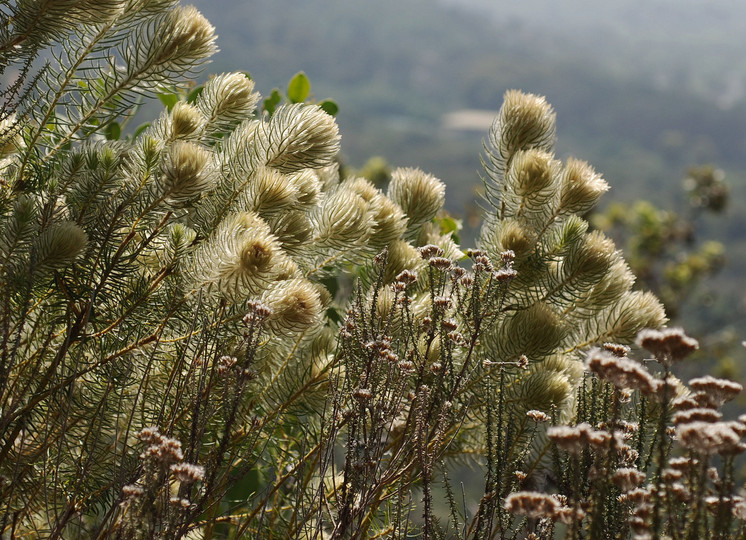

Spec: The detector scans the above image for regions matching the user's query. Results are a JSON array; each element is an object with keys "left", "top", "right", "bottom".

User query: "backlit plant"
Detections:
[{"left": 1, "top": 2, "right": 744, "bottom": 539}]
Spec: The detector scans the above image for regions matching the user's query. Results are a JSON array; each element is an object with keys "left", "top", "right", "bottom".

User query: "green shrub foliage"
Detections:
[{"left": 2, "top": 2, "right": 744, "bottom": 539}]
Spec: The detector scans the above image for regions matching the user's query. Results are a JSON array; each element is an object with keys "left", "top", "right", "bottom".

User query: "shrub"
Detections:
[{"left": 1, "top": 2, "right": 743, "bottom": 539}]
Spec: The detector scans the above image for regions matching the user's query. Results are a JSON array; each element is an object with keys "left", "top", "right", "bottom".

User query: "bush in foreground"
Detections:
[{"left": 1, "top": 2, "right": 743, "bottom": 538}]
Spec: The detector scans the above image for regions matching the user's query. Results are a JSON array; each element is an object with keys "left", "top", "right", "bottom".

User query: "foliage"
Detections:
[
  {"left": 1, "top": 2, "right": 745, "bottom": 539},
  {"left": 592, "top": 165, "right": 727, "bottom": 319}
]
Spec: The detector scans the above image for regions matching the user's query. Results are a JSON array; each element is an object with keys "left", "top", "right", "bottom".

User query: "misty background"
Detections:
[{"left": 187, "top": 0, "right": 746, "bottom": 350}]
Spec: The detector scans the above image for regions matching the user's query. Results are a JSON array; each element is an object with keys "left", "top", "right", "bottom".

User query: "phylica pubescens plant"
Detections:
[{"left": 2, "top": 1, "right": 745, "bottom": 539}]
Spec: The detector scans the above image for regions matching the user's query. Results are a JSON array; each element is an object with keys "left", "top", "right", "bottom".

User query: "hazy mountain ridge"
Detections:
[{"left": 443, "top": 0, "right": 746, "bottom": 108}]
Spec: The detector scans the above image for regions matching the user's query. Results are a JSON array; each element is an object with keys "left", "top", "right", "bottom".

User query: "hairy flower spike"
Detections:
[
  {"left": 563, "top": 230, "right": 616, "bottom": 285},
  {"left": 33, "top": 221, "right": 88, "bottom": 272},
  {"left": 314, "top": 184, "right": 372, "bottom": 249},
  {"left": 484, "top": 219, "right": 534, "bottom": 260},
  {"left": 139, "top": 5, "right": 217, "bottom": 81},
  {"left": 197, "top": 72, "right": 260, "bottom": 132},
  {"left": 160, "top": 141, "right": 215, "bottom": 205},
  {"left": 170, "top": 102, "right": 206, "bottom": 140},
  {"left": 263, "top": 278, "right": 323, "bottom": 335},
  {"left": 191, "top": 212, "right": 287, "bottom": 298},
  {"left": 559, "top": 157, "right": 609, "bottom": 215},
  {"left": 388, "top": 168, "right": 445, "bottom": 234},
  {"left": 247, "top": 166, "right": 299, "bottom": 215},
  {"left": 506, "top": 148, "right": 559, "bottom": 200},
  {"left": 256, "top": 104, "right": 340, "bottom": 173},
  {"left": 2, "top": 29, "right": 714, "bottom": 536},
  {"left": 487, "top": 90, "right": 556, "bottom": 180}
]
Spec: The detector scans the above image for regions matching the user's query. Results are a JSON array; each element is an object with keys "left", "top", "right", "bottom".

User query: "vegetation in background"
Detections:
[
  {"left": 1, "top": 1, "right": 746, "bottom": 539},
  {"left": 593, "top": 165, "right": 728, "bottom": 320}
]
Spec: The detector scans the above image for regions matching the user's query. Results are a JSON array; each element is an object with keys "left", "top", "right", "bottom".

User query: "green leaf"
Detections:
[
  {"left": 186, "top": 85, "right": 204, "bottom": 104},
  {"left": 158, "top": 92, "right": 178, "bottom": 111},
  {"left": 320, "top": 275, "right": 339, "bottom": 298},
  {"left": 132, "top": 123, "right": 150, "bottom": 139},
  {"left": 439, "top": 216, "right": 462, "bottom": 244},
  {"left": 318, "top": 99, "right": 339, "bottom": 116},
  {"left": 287, "top": 71, "right": 310, "bottom": 103},
  {"left": 263, "top": 89, "right": 282, "bottom": 116},
  {"left": 326, "top": 307, "right": 343, "bottom": 325},
  {"left": 104, "top": 122, "right": 121, "bottom": 141}
]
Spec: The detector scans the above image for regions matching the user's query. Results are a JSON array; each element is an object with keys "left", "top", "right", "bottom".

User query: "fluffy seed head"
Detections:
[
  {"left": 612, "top": 468, "right": 646, "bottom": 492},
  {"left": 673, "top": 408, "right": 722, "bottom": 425},
  {"left": 170, "top": 462, "right": 205, "bottom": 484},
  {"left": 603, "top": 342, "right": 631, "bottom": 357},
  {"left": 136, "top": 427, "right": 184, "bottom": 465},
  {"left": 527, "top": 410, "right": 549, "bottom": 422}
]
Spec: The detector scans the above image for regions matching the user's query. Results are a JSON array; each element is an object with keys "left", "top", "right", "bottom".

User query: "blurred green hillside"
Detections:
[{"left": 189, "top": 0, "right": 746, "bottom": 339}]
